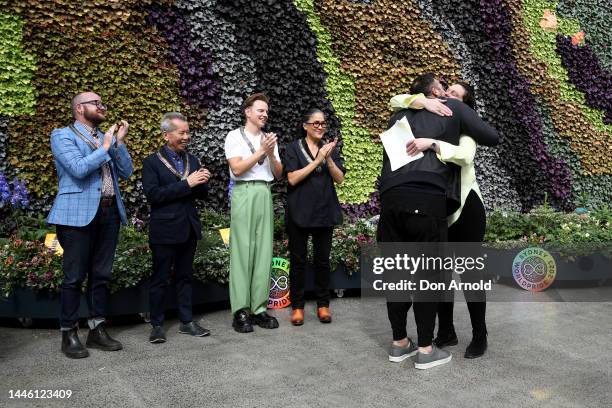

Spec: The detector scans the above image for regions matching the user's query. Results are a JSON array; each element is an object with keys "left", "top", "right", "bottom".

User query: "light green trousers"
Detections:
[{"left": 229, "top": 181, "right": 274, "bottom": 314}]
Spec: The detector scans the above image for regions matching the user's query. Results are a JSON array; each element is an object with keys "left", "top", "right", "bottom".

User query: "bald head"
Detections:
[
  {"left": 71, "top": 91, "right": 107, "bottom": 126},
  {"left": 71, "top": 92, "right": 99, "bottom": 118}
]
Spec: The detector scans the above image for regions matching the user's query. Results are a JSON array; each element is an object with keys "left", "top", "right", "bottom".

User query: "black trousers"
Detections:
[
  {"left": 56, "top": 202, "right": 120, "bottom": 329},
  {"left": 287, "top": 218, "right": 333, "bottom": 309},
  {"left": 149, "top": 231, "right": 197, "bottom": 326},
  {"left": 438, "top": 190, "right": 487, "bottom": 337},
  {"left": 377, "top": 189, "right": 447, "bottom": 347}
]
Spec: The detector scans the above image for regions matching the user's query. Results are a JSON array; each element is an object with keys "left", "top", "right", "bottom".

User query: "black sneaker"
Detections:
[
  {"left": 179, "top": 321, "right": 211, "bottom": 337},
  {"left": 149, "top": 326, "right": 167, "bottom": 344},
  {"left": 433, "top": 331, "right": 458, "bottom": 348},
  {"left": 232, "top": 309, "right": 254, "bottom": 333},
  {"left": 251, "top": 312, "right": 279, "bottom": 329}
]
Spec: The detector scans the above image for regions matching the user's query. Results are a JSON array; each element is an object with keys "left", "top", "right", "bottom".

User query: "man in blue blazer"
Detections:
[
  {"left": 142, "top": 112, "right": 211, "bottom": 343},
  {"left": 48, "top": 92, "right": 133, "bottom": 359}
]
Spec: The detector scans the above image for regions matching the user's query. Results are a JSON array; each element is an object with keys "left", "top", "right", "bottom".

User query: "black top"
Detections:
[
  {"left": 379, "top": 99, "right": 500, "bottom": 215},
  {"left": 142, "top": 149, "right": 208, "bottom": 245},
  {"left": 283, "top": 138, "right": 345, "bottom": 228}
]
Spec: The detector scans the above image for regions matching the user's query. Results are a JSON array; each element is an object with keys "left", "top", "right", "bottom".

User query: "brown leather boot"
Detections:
[
  {"left": 291, "top": 309, "right": 304, "bottom": 326},
  {"left": 317, "top": 306, "right": 332, "bottom": 323}
]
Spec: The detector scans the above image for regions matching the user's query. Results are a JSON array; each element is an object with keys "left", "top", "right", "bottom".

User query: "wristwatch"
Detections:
[{"left": 430, "top": 142, "right": 437, "bottom": 151}]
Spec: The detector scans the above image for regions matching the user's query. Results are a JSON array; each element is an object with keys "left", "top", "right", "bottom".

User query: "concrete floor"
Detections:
[{"left": 1, "top": 295, "right": 611, "bottom": 408}]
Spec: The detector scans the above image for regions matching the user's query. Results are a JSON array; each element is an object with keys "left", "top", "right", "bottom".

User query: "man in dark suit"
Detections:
[
  {"left": 142, "top": 112, "right": 212, "bottom": 343},
  {"left": 378, "top": 74, "right": 500, "bottom": 369}
]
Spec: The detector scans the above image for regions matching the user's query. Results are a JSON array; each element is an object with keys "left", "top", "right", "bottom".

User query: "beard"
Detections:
[{"left": 83, "top": 109, "right": 106, "bottom": 126}]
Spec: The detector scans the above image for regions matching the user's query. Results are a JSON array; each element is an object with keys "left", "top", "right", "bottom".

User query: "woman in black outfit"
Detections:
[
  {"left": 434, "top": 83, "right": 488, "bottom": 359},
  {"left": 282, "top": 109, "right": 345, "bottom": 326}
]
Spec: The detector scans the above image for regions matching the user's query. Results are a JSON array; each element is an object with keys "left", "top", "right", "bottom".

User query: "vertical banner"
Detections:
[{"left": 268, "top": 257, "right": 291, "bottom": 309}]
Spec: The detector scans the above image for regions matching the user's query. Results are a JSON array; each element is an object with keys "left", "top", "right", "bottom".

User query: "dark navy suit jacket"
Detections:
[{"left": 142, "top": 149, "right": 208, "bottom": 245}]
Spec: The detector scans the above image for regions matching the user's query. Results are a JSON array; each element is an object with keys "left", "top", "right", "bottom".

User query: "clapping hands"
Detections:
[
  {"left": 102, "top": 120, "right": 129, "bottom": 150},
  {"left": 186, "top": 168, "right": 211, "bottom": 187},
  {"left": 316, "top": 138, "right": 338, "bottom": 163},
  {"left": 261, "top": 132, "right": 278, "bottom": 156}
]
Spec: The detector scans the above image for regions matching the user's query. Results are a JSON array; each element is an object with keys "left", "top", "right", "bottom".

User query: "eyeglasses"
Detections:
[
  {"left": 305, "top": 121, "right": 327, "bottom": 129},
  {"left": 80, "top": 100, "right": 107, "bottom": 110}
]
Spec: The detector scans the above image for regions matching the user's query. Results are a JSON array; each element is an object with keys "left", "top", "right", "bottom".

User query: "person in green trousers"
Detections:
[{"left": 224, "top": 93, "right": 283, "bottom": 333}]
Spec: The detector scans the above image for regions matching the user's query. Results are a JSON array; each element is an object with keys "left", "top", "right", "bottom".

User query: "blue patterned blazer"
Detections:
[{"left": 47, "top": 121, "right": 133, "bottom": 227}]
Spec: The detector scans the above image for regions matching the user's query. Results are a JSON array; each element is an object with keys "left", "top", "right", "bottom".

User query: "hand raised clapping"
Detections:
[
  {"left": 102, "top": 124, "right": 118, "bottom": 150},
  {"left": 315, "top": 138, "right": 337, "bottom": 163},
  {"left": 261, "top": 132, "right": 278, "bottom": 156},
  {"left": 116, "top": 120, "right": 129, "bottom": 144},
  {"left": 186, "top": 168, "right": 211, "bottom": 187}
]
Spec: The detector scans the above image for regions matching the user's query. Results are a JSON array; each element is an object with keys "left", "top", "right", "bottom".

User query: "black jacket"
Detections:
[
  {"left": 142, "top": 149, "right": 208, "bottom": 245},
  {"left": 379, "top": 99, "right": 500, "bottom": 215}
]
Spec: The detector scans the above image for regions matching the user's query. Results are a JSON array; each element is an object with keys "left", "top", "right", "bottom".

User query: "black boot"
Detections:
[
  {"left": 465, "top": 330, "right": 488, "bottom": 359},
  {"left": 433, "top": 330, "right": 458, "bottom": 348},
  {"left": 61, "top": 328, "right": 89, "bottom": 359},
  {"left": 86, "top": 323, "right": 123, "bottom": 351}
]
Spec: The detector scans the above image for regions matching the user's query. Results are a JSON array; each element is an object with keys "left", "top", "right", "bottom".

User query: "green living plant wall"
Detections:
[
  {"left": 0, "top": 0, "right": 610, "bottom": 214},
  {"left": 523, "top": 0, "right": 611, "bottom": 135},
  {"left": 0, "top": 12, "right": 37, "bottom": 116},
  {"left": 294, "top": 0, "right": 381, "bottom": 204},
  {"left": 0, "top": 0, "right": 199, "bottom": 207}
]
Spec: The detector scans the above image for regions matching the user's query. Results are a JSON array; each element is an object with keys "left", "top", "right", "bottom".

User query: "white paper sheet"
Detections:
[{"left": 380, "top": 117, "right": 423, "bottom": 171}]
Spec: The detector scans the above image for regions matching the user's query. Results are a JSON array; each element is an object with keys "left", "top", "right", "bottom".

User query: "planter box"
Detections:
[
  {"left": 0, "top": 265, "right": 361, "bottom": 319},
  {"left": 0, "top": 281, "right": 229, "bottom": 319}
]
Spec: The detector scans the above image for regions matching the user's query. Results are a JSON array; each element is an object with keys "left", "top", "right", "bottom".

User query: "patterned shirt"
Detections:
[{"left": 76, "top": 121, "right": 115, "bottom": 197}]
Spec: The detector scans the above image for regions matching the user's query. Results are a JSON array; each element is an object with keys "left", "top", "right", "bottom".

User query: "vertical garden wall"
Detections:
[{"left": 0, "top": 0, "right": 610, "bottom": 218}]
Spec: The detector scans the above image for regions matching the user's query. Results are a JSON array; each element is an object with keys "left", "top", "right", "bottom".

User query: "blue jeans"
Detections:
[{"left": 56, "top": 202, "right": 120, "bottom": 329}]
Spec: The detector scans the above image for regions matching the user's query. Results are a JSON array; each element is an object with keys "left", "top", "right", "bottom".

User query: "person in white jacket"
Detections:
[{"left": 389, "top": 82, "right": 488, "bottom": 359}]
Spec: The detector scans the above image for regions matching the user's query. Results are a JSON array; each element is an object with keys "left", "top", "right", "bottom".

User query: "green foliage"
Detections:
[
  {"left": 0, "top": 238, "right": 62, "bottom": 297},
  {"left": 2, "top": 204, "right": 610, "bottom": 297},
  {"left": 330, "top": 218, "right": 376, "bottom": 275},
  {"left": 193, "top": 208, "right": 230, "bottom": 284},
  {"left": 557, "top": 0, "right": 612, "bottom": 71},
  {"left": 522, "top": 0, "right": 611, "bottom": 136},
  {"left": 110, "top": 225, "right": 152, "bottom": 293},
  {"left": 0, "top": 13, "right": 37, "bottom": 116},
  {"left": 485, "top": 205, "right": 611, "bottom": 259},
  {"left": 2, "top": 1, "right": 193, "bottom": 208},
  {"left": 0, "top": 209, "right": 53, "bottom": 241},
  {"left": 0, "top": 0, "right": 609, "bottom": 219}
]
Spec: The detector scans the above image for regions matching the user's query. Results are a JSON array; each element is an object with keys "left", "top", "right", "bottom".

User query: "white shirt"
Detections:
[{"left": 224, "top": 127, "right": 280, "bottom": 181}]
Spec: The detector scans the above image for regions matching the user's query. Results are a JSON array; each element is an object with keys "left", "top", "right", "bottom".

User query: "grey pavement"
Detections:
[{"left": 1, "top": 296, "right": 611, "bottom": 408}]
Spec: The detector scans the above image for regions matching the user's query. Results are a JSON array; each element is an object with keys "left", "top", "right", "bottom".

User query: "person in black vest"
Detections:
[
  {"left": 283, "top": 109, "right": 345, "bottom": 326},
  {"left": 379, "top": 74, "right": 499, "bottom": 369},
  {"left": 142, "top": 112, "right": 211, "bottom": 343}
]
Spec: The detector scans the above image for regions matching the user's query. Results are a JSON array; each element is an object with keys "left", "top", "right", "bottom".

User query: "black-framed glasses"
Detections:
[
  {"left": 305, "top": 121, "right": 327, "bottom": 128},
  {"left": 80, "top": 100, "right": 107, "bottom": 110}
]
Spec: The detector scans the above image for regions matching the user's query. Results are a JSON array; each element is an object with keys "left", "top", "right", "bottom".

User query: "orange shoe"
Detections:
[
  {"left": 291, "top": 309, "right": 304, "bottom": 326},
  {"left": 317, "top": 306, "right": 332, "bottom": 323}
]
